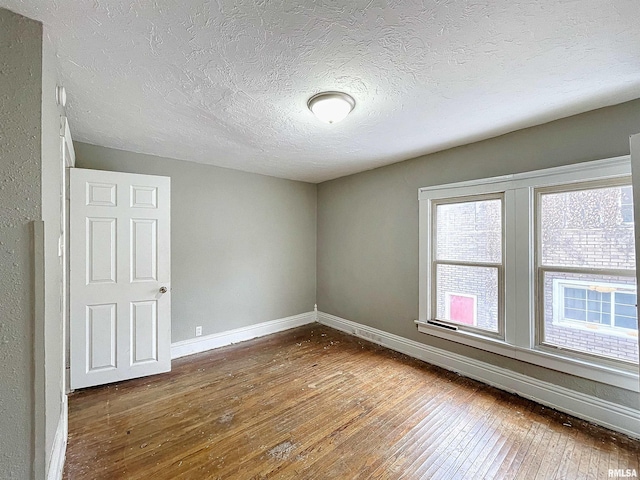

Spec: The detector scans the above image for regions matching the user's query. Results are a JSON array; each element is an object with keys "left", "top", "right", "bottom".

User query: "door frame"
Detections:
[{"left": 61, "top": 116, "right": 75, "bottom": 393}]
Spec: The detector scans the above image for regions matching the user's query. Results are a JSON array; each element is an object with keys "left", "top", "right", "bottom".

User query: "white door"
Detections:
[{"left": 70, "top": 168, "right": 171, "bottom": 389}]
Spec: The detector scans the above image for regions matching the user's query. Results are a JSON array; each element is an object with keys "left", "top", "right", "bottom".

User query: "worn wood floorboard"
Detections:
[{"left": 63, "top": 324, "right": 640, "bottom": 479}]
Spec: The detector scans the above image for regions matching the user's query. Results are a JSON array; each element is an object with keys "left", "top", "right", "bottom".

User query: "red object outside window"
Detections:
[{"left": 449, "top": 295, "right": 475, "bottom": 325}]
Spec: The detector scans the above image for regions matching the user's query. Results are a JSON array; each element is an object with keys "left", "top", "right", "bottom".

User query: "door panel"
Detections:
[
  {"left": 70, "top": 168, "right": 171, "bottom": 389},
  {"left": 131, "top": 300, "right": 158, "bottom": 364},
  {"left": 131, "top": 219, "right": 157, "bottom": 282},
  {"left": 87, "top": 182, "right": 117, "bottom": 206},
  {"left": 87, "top": 217, "right": 116, "bottom": 283},
  {"left": 87, "top": 303, "right": 117, "bottom": 371}
]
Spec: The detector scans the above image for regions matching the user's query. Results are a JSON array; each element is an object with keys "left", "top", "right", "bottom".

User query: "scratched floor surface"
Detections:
[{"left": 64, "top": 324, "right": 640, "bottom": 479}]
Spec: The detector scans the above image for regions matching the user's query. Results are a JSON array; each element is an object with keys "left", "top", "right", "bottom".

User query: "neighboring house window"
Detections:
[
  {"left": 417, "top": 157, "right": 638, "bottom": 391},
  {"left": 553, "top": 280, "right": 637, "bottom": 332},
  {"left": 621, "top": 185, "right": 634, "bottom": 224}
]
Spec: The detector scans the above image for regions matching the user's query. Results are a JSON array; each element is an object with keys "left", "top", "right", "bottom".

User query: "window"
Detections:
[
  {"left": 621, "top": 186, "right": 634, "bottom": 224},
  {"left": 538, "top": 182, "right": 638, "bottom": 364},
  {"left": 553, "top": 281, "right": 637, "bottom": 333},
  {"left": 432, "top": 196, "right": 503, "bottom": 336},
  {"left": 418, "top": 157, "right": 638, "bottom": 390}
]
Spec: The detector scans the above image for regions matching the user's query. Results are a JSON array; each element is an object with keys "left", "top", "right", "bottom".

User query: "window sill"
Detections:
[{"left": 416, "top": 320, "right": 639, "bottom": 392}]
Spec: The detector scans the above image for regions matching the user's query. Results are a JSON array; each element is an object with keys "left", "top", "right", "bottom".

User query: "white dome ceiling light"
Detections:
[{"left": 307, "top": 91, "right": 355, "bottom": 124}]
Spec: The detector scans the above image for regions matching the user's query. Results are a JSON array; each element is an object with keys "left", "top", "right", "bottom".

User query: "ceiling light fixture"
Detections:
[{"left": 307, "top": 91, "right": 355, "bottom": 124}]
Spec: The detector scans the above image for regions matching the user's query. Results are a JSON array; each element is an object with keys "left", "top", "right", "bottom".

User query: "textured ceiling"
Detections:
[{"left": 3, "top": 0, "right": 640, "bottom": 183}]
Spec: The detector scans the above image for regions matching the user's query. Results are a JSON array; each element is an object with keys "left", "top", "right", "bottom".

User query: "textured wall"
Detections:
[
  {"left": 75, "top": 143, "right": 317, "bottom": 343},
  {"left": 0, "top": 9, "right": 43, "bottom": 480},
  {"left": 317, "top": 98, "right": 640, "bottom": 409},
  {"left": 41, "top": 29, "right": 67, "bottom": 473}
]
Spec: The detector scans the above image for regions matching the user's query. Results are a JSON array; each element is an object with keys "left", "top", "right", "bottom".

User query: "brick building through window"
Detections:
[
  {"left": 434, "top": 183, "right": 638, "bottom": 363},
  {"left": 540, "top": 185, "right": 637, "bottom": 363}
]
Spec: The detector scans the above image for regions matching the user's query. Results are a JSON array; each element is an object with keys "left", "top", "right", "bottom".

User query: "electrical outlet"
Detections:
[{"left": 195, "top": 326, "right": 202, "bottom": 337}]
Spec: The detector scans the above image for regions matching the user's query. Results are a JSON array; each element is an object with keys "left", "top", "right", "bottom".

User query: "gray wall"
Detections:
[
  {"left": 317, "top": 99, "right": 640, "bottom": 409},
  {"left": 0, "top": 9, "right": 42, "bottom": 480},
  {"left": 75, "top": 143, "right": 317, "bottom": 343}
]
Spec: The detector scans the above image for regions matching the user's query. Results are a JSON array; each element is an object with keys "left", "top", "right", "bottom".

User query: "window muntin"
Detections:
[
  {"left": 564, "top": 286, "right": 611, "bottom": 324},
  {"left": 432, "top": 196, "right": 503, "bottom": 335},
  {"left": 536, "top": 181, "right": 638, "bottom": 364}
]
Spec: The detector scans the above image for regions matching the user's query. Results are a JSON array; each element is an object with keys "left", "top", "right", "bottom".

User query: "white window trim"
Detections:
[{"left": 418, "top": 155, "right": 639, "bottom": 391}]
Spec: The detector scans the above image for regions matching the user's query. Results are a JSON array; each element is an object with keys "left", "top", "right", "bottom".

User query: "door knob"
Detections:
[{"left": 159, "top": 286, "right": 168, "bottom": 294}]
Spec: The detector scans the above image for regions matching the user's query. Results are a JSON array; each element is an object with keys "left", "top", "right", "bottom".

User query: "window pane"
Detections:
[
  {"left": 565, "top": 308, "right": 586, "bottom": 321},
  {"left": 614, "top": 292, "right": 637, "bottom": 330},
  {"left": 540, "top": 185, "right": 635, "bottom": 269},
  {"left": 621, "top": 186, "right": 634, "bottom": 223},
  {"left": 616, "top": 292, "right": 636, "bottom": 307},
  {"left": 542, "top": 271, "right": 638, "bottom": 363},
  {"left": 436, "top": 199, "right": 502, "bottom": 263},
  {"left": 436, "top": 264, "right": 498, "bottom": 332},
  {"left": 621, "top": 205, "right": 634, "bottom": 224}
]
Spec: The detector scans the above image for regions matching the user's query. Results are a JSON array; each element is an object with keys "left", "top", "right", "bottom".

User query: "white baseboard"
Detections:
[
  {"left": 317, "top": 311, "right": 640, "bottom": 439},
  {"left": 47, "top": 395, "right": 67, "bottom": 480},
  {"left": 171, "top": 311, "right": 317, "bottom": 359}
]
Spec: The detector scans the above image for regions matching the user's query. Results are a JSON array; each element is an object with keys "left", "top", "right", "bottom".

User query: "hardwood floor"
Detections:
[{"left": 64, "top": 324, "right": 640, "bottom": 479}]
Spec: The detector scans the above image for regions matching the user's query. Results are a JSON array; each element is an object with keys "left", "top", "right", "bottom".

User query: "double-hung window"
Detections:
[
  {"left": 537, "top": 180, "right": 638, "bottom": 363},
  {"left": 432, "top": 195, "right": 504, "bottom": 337},
  {"left": 417, "top": 156, "right": 638, "bottom": 390}
]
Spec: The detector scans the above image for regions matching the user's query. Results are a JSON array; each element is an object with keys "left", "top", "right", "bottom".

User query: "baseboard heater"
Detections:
[{"left": 427, "top": 320, "right": 458, "bottom": 331}]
